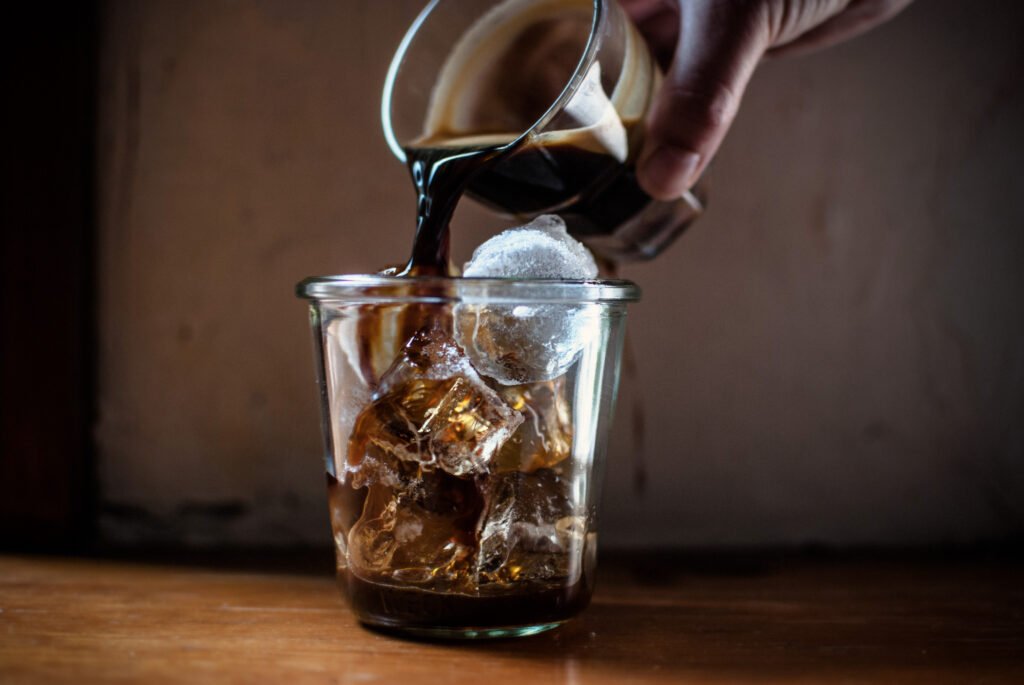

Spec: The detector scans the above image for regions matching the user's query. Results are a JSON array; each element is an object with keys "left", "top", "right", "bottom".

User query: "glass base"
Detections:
[{"left": 362, "top": 620, "right": 564, "bottom": 641}]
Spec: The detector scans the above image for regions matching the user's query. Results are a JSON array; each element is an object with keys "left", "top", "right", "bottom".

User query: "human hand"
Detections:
[{"left": 623, "top": 0, "right": 914, "bottom": 199}]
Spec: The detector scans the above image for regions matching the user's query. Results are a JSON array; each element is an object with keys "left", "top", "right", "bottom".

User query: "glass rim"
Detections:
[
  {"left": 381, "top": 0, "right": 605, "bottom": 162},
  {"left": 296, "top": 274, "right": 640, "bottom": 304}
]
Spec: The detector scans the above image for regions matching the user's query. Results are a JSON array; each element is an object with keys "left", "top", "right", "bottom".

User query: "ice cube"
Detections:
[
  {"left": 424, "top": 375, "right": 524, "bottom": 476},
  {"left": 456, "top": 216, "right": 599, "bottom": 385},
  {"left": 333, "top": 306, "right": 404, "bottom": 389},
  {"left": 475, "top": 468, "right": 586, "bottom": 585},
  {"left": 492, "top": 377, "right": 574, "bottom": 473},
  {"left": 324, "top": 316, "right": 372, "bottom": 482},
  {"left": 348, "top": 476, "right": 480, "bottom": 589},
  {"left": 461, "top": 215, "right": 598, "bottom": 280},
  {"left": 345, "top": 326, "right": 523, "bottom": 482}
]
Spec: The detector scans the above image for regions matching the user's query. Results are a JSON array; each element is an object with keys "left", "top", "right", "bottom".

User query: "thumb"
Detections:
[{"left": 637, "top": 2, "right": 768, "bottom": 200}]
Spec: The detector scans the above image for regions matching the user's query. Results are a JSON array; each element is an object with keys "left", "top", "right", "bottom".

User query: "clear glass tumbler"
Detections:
[{"left": 298, "top": 275, "right": 639, "bottom": 638}]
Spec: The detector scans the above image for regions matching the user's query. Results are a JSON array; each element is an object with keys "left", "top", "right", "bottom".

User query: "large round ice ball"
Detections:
[
  {"left": 461, "top": 215, "right": 598, "bottom": 281},
  {"left": 456, "top": 216, "right": 599, "bottom": 385}
]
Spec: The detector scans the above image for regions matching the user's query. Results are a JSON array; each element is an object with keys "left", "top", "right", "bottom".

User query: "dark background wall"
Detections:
[
  {"left": 2, "top": 4, "right": 97, "bottom": 549},
  {"left": 87, "top": 0, "right": 1024, "bottom": 548}
]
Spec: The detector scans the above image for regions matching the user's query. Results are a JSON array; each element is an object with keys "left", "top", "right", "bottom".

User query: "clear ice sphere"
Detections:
[
  {"left": 455, "top": 301, "right": 597, "bottom": 385},
  {"left": 461, "top": 215, "right": 598, "bottom": 281},
  {"left": 457, "top": 216, "right": 599, "bottom": 385}
]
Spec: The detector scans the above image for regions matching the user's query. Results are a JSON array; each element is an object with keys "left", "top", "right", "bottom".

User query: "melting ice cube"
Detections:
[
  {"left": 475, "top": 468, "right": 586, "bottom": 585},
  {"left": 346, "top": 326, "right": 523, "bottom": 483},
  {"left": 492, "top": 377, "right": 574, "bottom": 473},
  {"left": 348, "top": 477, "right": 480, "bottom": 588},
  {"left": 456, "top": 215, "right": 599, "bottom": 385},
  {"left": 461, "top": 214, "right": 597, "bottom": 280}
]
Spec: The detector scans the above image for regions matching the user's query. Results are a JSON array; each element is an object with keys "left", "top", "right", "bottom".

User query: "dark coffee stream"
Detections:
[
  {"left": 400, "top": 142, "right": 649, "bottom": 496},
  {"left": 400, "top": 138, "right": 662, "bottom": 276},
  {"left": 400, "top": 146, "right": 500, "bottom": 276}
]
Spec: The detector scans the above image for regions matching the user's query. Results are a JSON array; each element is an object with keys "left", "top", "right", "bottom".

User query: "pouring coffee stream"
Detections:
[
  {"left": 394, "top": 0, "right": 663, "bottom": 492},
  {"left": 401, "top": 145, "right": 504, "bottom": 276},
  {"left": 306, "top": 0, "right": 669, "bottom": 637},
  {"left": 397, "top": 133, "right": 651, "bottom": 494},
  {"left": 389, "top": 0, "right": 706, "bottom": 274}
]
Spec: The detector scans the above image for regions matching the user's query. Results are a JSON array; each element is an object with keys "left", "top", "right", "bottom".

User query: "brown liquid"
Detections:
[
  {"left": 400, "top": 144, "right": 507, "bottom": 276},
  {"left": 328, "top": 461, "right": 594, "bottom": 632},
  {"left": 398, "top": 0, "right": 660, "bottom": 274},
  {"left": 401, "top": 136, "right": 664, "bottom": 275},
  {"left": 460, "top": 139, "right": 656, "bottom": 237},
  {"left": 341, "top": 571, "right": 592, "bottom": 631}
]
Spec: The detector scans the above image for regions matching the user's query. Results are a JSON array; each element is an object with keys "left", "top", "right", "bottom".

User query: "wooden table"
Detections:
[{"left": 1, "top": 552, "right": 1022, "bottom": 684}]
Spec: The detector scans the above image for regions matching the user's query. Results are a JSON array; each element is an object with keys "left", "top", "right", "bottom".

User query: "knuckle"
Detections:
[{"left": 662, "top": 81, "right": 739, "bottom": 136}]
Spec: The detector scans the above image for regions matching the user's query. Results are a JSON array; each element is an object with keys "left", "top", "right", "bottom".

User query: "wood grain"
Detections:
[{"left": 1, "top": 554, "right": 1021, "bottom": 684}]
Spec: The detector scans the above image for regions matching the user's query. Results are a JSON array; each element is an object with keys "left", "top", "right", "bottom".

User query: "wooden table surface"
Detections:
[{"left": 1, "top": 552, "right": 1022, "bottom": 684}]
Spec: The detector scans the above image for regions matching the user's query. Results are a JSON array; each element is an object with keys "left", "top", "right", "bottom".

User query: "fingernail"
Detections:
[{"left": 638, "top": 146, "right": 701, "bottom": 201}]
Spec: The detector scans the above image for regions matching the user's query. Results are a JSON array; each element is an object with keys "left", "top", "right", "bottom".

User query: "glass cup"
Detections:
[
  {"left": 382, "top": 0, "right": 707, "bottom": 263},
  {"left": 297, "top": 275, "right": 639, "bottom": 638}
]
